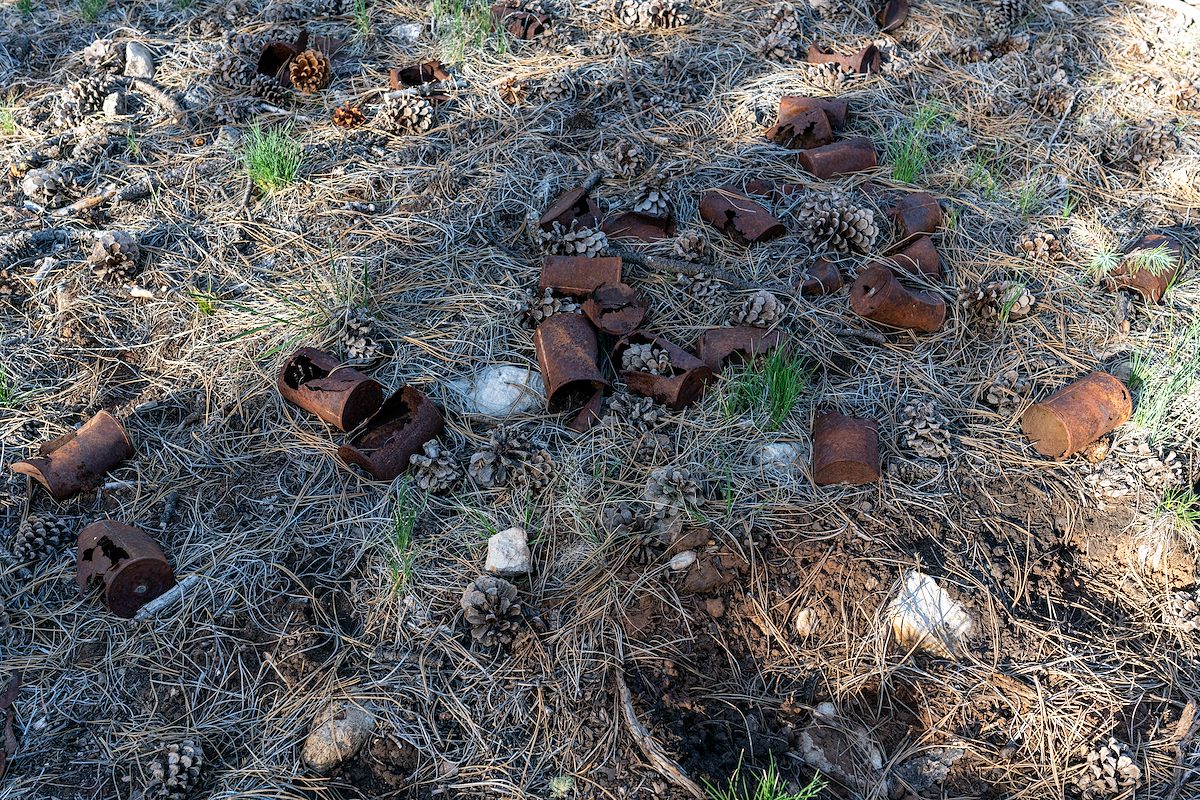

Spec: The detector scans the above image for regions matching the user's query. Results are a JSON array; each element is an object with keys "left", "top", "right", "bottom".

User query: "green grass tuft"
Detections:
[
  {"left": 723, "top": 348, "right": 811, "bottom": 430},
  {"left": 0, "top": 365, "right": 14, "bottom": 408},
  {"left": 244, "top": 124, "right": 302, "bottom": 194},
  {"left": 390, "top": 484, "right": 421, "bottom": 589},
  {"left": 433, "top": 0, "right": 507, "bottom": 61},
  {"left": 352, "top": 0, "right": 372, "bottom": 37},
  {"left": 1159, "top": 487, "right": 1200, "bottom": 535},
  {"left": 705, "top": 756, "right": 825, "bottom": 800},
  {"left": 79, "top": 0, "right": 106, "bottom": 22},
  {"left": 888, "top": 103, "right": 943, "bottom": 184},
  {"left": 1130, "top": 322, "right": 1200, "bottom": 442},
  {"left": 17, "top": 0, "right": 33, "bottom": 17}
]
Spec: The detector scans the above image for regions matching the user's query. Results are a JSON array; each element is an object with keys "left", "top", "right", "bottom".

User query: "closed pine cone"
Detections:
[
  {"left": 461, "top": 575, "right": 522, "bottom": 648},
  {"left": 731, "top": 290, "right": 782, "bottom": 328},
  {"left": 675, "top": 272, "right": 726, "bottom": 304},
  {"left": 761, "top": 32, "right": 798, "bottom": 61},
  {"left": 87, "top": 230, "right": 141, "bottom": 283},
  {"left": 1015, "top": 230, "right": 1062, "bottom": 262},
  {"left": 376, "top": 95, "right": 433, "bottom": 135},
  {"left": 899, "top": 401, "right": 951, "bottom": 458},
  {"left": 768, "top": 1, "right": 801, "bottom": 35},
  {"left": 673, "top": 232, "right": 710, "bottom": 263},
  {"left": 948, "top": 41, "right": 993, "bottom": 63},
  {"left": 1074, "top": 738, "right": 1140, "bottom": 800},
  {"left": 961, "top": 280, "right": 1034, "bottom": 320},
  {"left": 1168, "top": 588, "right": 1200, "bottom": 633},
  {"left": 289, "top": 50, "right": 332, "bottom": 93},
  {"left": 146, "top": 740, "right": 205, "bottom": 800},
  {"left": 21, "top": 166, "right": 69, "bottom": 207},
  {"left": 610, "top": 0, "right": 689, "bottom": 29},
  {"left": 984, "top": 369, "right": 1030, "bottom": 411},
  {"left": 519, "top": 287, "right": 580, "bottom": 328},
  {"left": 332, "top": 103, "right": 366, "bottom": 128},
  {"left": 336, "top": 310, "right": 380, "bottom": 360},
  {"left": 409, "top": 439, "right": 462, "bottom": 494},
  {"left": 66, "top": 75, "right": 110, "bottom": 116},
  {"left": 250, "top": 74, "right": 290, "bottom": 102},
  {"left": 601, "top": 392, "right": 663, "bottom": 432},
  {"left": 10, "top": 515, "right": 74, "bottom": 566},
  {"left": 498, "top": 76, "right": 527, "bottom": 106},
  {"left": 468, "top": 427, "right": 554, "bottom": 489},
  {"left": 797, "top": 192, "right": 878, "bottom": 254},
  {"left": 622, "top": 342, "right": 672, "bottom": 375},
  {"left": 548, "top": 226, "right": 608, "bottom": 258},
  {"left": 982, "top": 0, "right": 1027, "bottom": 38}
]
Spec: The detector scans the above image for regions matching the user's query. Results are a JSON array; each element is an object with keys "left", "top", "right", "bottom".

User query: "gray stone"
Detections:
[
  {"left": 756, "top": 442, "right": 803, "bottom": 469},
  {"left": 101, "top": 91, "right": 126, "bottom": 118},
  {"left": 485, "top": 527, "right": 531, "bottom": 577},
  {"left": 301, "top": 701, "right": 375, "bottom": 772},
  {"left": 390, "top": 22, "right": 424, "bottom": 43},
  {"left": 123, "top": 42, "right": 156, "bottom": 79},
  {"left": 452, "top": 365, "right": 544, "bottom": 416}
]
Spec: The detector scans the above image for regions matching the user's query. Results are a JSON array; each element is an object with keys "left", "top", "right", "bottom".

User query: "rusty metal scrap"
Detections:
[
  {"left": 700, "top": 187, "right": 786, "bottom": 244},
  {"left": 602, "top": 211, "right": 675, "bottom": 242},
  {"left": 278, "top": 348, "right": 385, "bottom": 432},
  {"left": 876, "top": 0, "right": 908, "bottom": 31},
  {"left": 797, "top": 137, "right": 878, "bottom": 179},
  {"left": 696, "top": 327, "right": 785, "bottom": 372},
  {"left": 491, "top": 4, "right": 550, "bottom": 38},
  {"left": 850, "top": 264, "right": 945, "bottom": 333},
  {"left": 883, "top": 235, "right": 941, "bottom": 280},
  {"left": 889, "top": 192, "right": 943, "bottom": 238},
  {"left": 765, "top": 105, "right": 832, "bottom": 150},
  {"left": 582, "top": 282, "right": 647, "bottom": 337},
  {"left": 538, "top": 185, "right": 603, "bottom": 232},
  {"left": 338, "top": 387, "right": 445, "bottom": 481},
  {"left": 393, "top": 60, "right": 452, "bottom": 86},
  {"left": 11, "top": 411, "right": 133, "bottom": 501},
  {"left": 1105, "top": 232, "right": 1182, "bottom": 303},
  {"left": 534, "top": 312, "right": 610, "bottom": 432},
  {"left": 796, "top": 258, "right": 844, "bottom": 296},
  {"left": 76, "top": 520, "right": 176, "bottom": 619},
  {"left": 614, "top": 333, "right": 713, "bottom": 410},
  {"left": 806, "top": 43, "right": 881, "bottom": 74},
  {"left": 539, "top": 255, "right": 623, "bottom": 296},
  {"left": 812, "top": 412, "right": 880, "bottom": 485},
  {"left": 1021, "top": 372, "right": 1131, "bottom": 460}
]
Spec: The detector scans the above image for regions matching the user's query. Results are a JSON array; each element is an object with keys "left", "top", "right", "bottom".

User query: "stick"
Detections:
[
  {"left": 130, "top": 78, "right": 187, "bottom": 123},
  {"left": 133, "top": 574, "right": 201, "bottom": 620},
  {"left": 610, "top": 247, "right": 761, "bottom": 291}
]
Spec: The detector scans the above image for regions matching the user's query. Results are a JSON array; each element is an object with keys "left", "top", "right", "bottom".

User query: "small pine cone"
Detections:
[
  {"left": 899, "top": 401, "right": 951, "bottom": 459},
  {"left": 224, "top": 32, "right": 265, "bottom": 60},
  {"left": 498, "top": 76, "right": 527, "bottom": 106},
  {"left": 961, "top": 280, "right": 1034, "bottom": 320},
  {"left": 947, "top": 41, "right": 993, "bottom": 63},
  {"left": 66, "top": 75, "right": 110, "bottom": 116},
  {"left": 600, "top": 502, "right": 645, "bottom": 537},
  {"left": 83, "top": 38, "right": 125, "bottom": 73},
  {"left": 250, "top": 74, "right": 290, "bottom": 102},
  {"left": 730, "top": 290, "right": 782, "bottom": 328},
  {"left": 984, "top": 369, "right": 1030, "bottom": 411},
  {"left": 10, "top": 515, "right": 74, "bottom": 565},
  {"left": 631, "top": 185, "right": 670, "bottom": 219},
  {"left": 548, "top": 226, "right": 608, "bottom": 258},
  {"left": 519, "top": 287, "right": 580, "bottom": 328},
  {"left": 461, "top": 575, "right": 522, "bottom": 648},
  {"left": 1168, "top": 588, "right": 1200, "bottom": 633},
  {"left": 336, "top": 310, "right": 380, "bottom": 360},
  {"left": 601, "top": 392, "right": 664, "bottom": 432},
  {"left": 610, "top": 141, "right": 645, "bottom": 178},
  {"left": 468, "top": 427, "right": 553, "bottom": 489},
  {"left": 1015, "top": 230, "right": 1063, "bottom": 262},
  {"left": 644, "top": 467, "right": 701, "bottom": 526},
  {"left": 760, "top": 32, "right": 798, "bottom": 61},
  {"left": 807, "top": 0, "right": 845, "bottom": 21},
  {"left": 376, "top": 95, "right": 434, "bottom": 135},
  {"left": 409, "top": 439, "right": 462, "bottom": 494},
  {"left": 146, "top": 740, "right": 205, "bottom": 800},
  {"left": 622, "top": 342, "right": 672, "bottom": 375},
  {"left": 1124, "top": 122, "right": 1180, "bottom": 168},
  {"left": 0, "top": 268, "right": 23, "bottom": 302},
  {"left": 672, "top": 232, "right": 710, "bottom": 263},
  {"left": 289, "top": 49, "right": 332, "bottom": 94},
  {"left": 332, "top": 103, "right": 366, "bottom": 128},
  {"left": 1168, "top": 77, "right": 1200, "bottom": 110},
  {"left": 768, "top": 1, "right": 801, "bottom": 36},
  {"left": 20, "top": 165, "right": 69, "bottom": 207},
  {"left": 797, "top": 192, "right": 878, "bottom": 254},
  {"left": 214, "top": 52, "right": 253, "bottom": 87},
  {"left": 675, "top": 272, "right": 726, "bottom": 304},
  {"left": 1075, "top": 739, "right": 1140, "bottom": 800},
  {"left": 87, "top": 230, "right": 142, "bottom": 283},
  {"left": 982, "top": 0, "right": 1027, "bottom": 38},
  {"left": 538, "top": 72, "right": 576, "bottom": 103}
]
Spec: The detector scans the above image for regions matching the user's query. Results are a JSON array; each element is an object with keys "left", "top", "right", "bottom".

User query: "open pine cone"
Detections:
[
  {"left": 984, "top": 369, "right": 1030, "bottom": 411},
  {"left": 797, "top": 192, "right": 878, "bottom": 254},
  {"left": 376, "top": 95, "right": 434, "bottom": 135},
  {"left": 87, "top": 230, "right": 142, "bottom": 283},
  {"left": 1015, "top": 230, "right": 1063, "bottom": 262},
  {"left": 461, "top": 575, "right": 522, "bottom": 648},
  {"left": 1074, "top": 738, "right": 1140, "bottom": 800},
  {"left": 899, "top": 401, "right": 951, "bottom": 458},
  {"left": 468, "top": 427, "right": 554, "bottom": 490},
  {"left": 289, "top": 49, "right": 332, "bottom": 93},
  {"left": 146, "top": 740, "right": 205, "bottom": 800},
  {"left": 601, "top": 393, "right": 664, "bottom": 432},
  {"left": 961, "top": 280, "right": 1035, "bottom": 320},
  {"left": 675, "top": 271, "right": 726, "bottom": 306},
  {"left": 10, "top": 515, "right": 74, "bottom": 566},
  {"left": 622, "top": 342, "right": 672, "bottom": 375},
  {"left": 730, "top": 290, "right": 782, "bottom": 328},
  {"left": 632, "top": 184, "right": 670, "bottom": 218},
  {"left": 672, "top": 232, "right": 710, "bottom": 263},
  {"left": 409, "top": 439, "right": 462, "bottom": 494},
  {"left": 332, "top": 103, "right": 366, "bottom": 128},
  {"left": 21, "top": 166, "right": 70, "bottom": 207},
  {"left": 610, "top": 0, "right": 689, "bottom": 29},
  {"left": 335, "top": 310, "right": 380, "bottom": 360},
  {"left": 1168, "top": 588, "right": 1200, "bottom": 633},
  {"left": 547, "top": 226, "right": 608, "bottom": 258},
  {"left": 644, "top": 467, "right": 701, "bottom": 540},
  {"left": 538, "top": 72, "right": 576, "bottom": 103},
  {"left": 519, "top": 287, "right": 581, "bottom": 328}
]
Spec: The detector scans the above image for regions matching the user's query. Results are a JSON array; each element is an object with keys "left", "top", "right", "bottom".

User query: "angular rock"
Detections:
[
  {"left": 485, "top": 526, "right": 531, "bottom": 577},
  {"left": 102, "top": 91, "right": 127, "bottom": 118},
  {"left": 452, "top": 365, "right": 544, "bottom": 416},
  {"left": 757, "top": 442, "right": 803, "bottom": 469},
  {"left": 301, "top": 701, "right": 375, "bottom": 773},
  {"left": 123, "top": 42, "right": 156, "bottom": 79},
  {"left": 885, "top": 571, "right": 973, "bottom": 657}
]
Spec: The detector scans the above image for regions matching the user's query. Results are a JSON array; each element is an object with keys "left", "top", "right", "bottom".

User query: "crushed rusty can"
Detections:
[
  {"left": 614, "top": 333, "right": 714, "bottom": 410},
  {"left": 1104, "top": 232, "right": 1182, "bottom": 303},
  {"left": 338, "top": 387, "right": 445, "bottom": 481},
  {"left": 806, "top": 43, "right": 881, "bottom": 74},
  {"left": 796, "top": 258, "right": 844, "bottom": 296},
  {"left": 850, "top": 264, "right": 945, "bottom": 333},
  {"left": 582, "top": 282, "right": 647, "bottom": 337},
  {"left": 539, "top": 185, "right": 603, "bottom": 232},
  {"left": 812, "top": 412, "right": 880, "bottom": 485},
  {"left": 602, "top": 210, "right": 675, "bottom": 242},
  {"left": 884, "top": 235, "right": 941, "bottom": 280},
  {"left": 11, "top": 411, "right": 134, "bottom": 501},
  {"left": 539, "top": 256, "right": 622, "bottom": 296},
  {"left": 700, "top": 187, "right": 786, "bottom": 243},
  {"left": 889, "top": 192, "right": 942, "bottom": 238},
  {"left": 76, "top": 520, "right": 176, "bottom": 618},
  {"left": 278, "top": 348, "right": 385, "bottom": 432},
  {"left": 765, "top": 106, "right": 833, "bottom": 150},
  {"left": 696, "top": 327, "right": 785, "bottom": 372},
  {"left": 1020, "top": 372, "right": 1132, "bottom": 460}
]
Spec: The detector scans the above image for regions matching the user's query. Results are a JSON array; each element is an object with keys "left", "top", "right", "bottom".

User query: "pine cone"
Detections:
[
  {"left": 289, "top": 49, "right": 332, "bottom": 94},
  {"left": 947, "top": 41, "right": 993, "bottom": 63},
  {"left": 146, "top": 740, "right": 205, "bottom": 800},
  {"left": 984, "top": 369, "right": 1030, "bottom": 411},
  {"left": 1026, "top": 66, "right": 1072, "bottom": 116},
  {"left": 409, "top": 439, "right": 462, "bottom": 494},
  {"left": 376, "top": 95, "right": 434, "bottom": 135},
  {"left": 83, "top": 38, "right": 125, "bottom": 73},
  {"left": 10, "top": 515, "right": 74, "bottom": 566},
  {"left": 601, "top": 392, "right": 664, "bottom": 432},
  {"left": 622, "top": 342, "right": 672, "bottom": 375},
  {"left": 600, "top": 502, "right": 645, "bottom": 537},
  {"left": 797, "top": 192, "right": 878, "bottom": 254},
  {"left": 214, "top": 51, "right": 253, "bottom": 87},
  {"left": 87, "top": 230, "right": 142, "bottom": 283},
  {"left": 899, "top": 401, "right": 951, "bottom": 458},
  {"left": 519, "top": 287, "right": 580, "bottom": 328},
  {"left": 961, "top": 280, "right": 1035, "bottom": 321},
  {"left": 675, "top": 272, "right": 726, "bottom": 304},
  {"left": 266, "top": 0, "right": 346, "bottom": 20},
  {"left": 332, "top": 102, "right": 366, "bottom": 128},
  {"left": 760, "top": 32, "right": 798, "bottom": 61},
  {"left": 982, "top": 0, "right": 1027, "bottom": 38},
  {"left": 468, "top": 427, "right": 554, "bottom": 490},
  {"left": 461, "top": 575, "right": 522, "bottom": 648},
  {"left": 1169, "top": 77, "right": 1200, "bottom": 110},
  {"left": 548, "top": 226, "right": 608, "bottom": 258},
  {"left": 632, "top": 184, "right": 670, "bottom": 219},
  {"left": 250, "top": 74, "right": 290, "bottom": 103},
  {"left": 611, "top": 0, "right": 689, "bottom": 29},
  {"left": 1015, "top": 230, "right": 1063, "bottom": 262},
  {"left": 608, "top": 141, "right": 645, "bottom": 177},
  {"left": 672, "top": 232, "right": 709, "bottom": 263},
  {"left": 498, "top": 76, "right": 527, "bottom": 106},
  {"left": 20, "top": 165, "right": 69, "bottom": 207},
  {"left": 644, "top": 467, "right": 700, "bottom": 539},
  {"left": 1169, "top": 589, "right": 1200, "bottom": 633},
  {"left": 335, "top": 310, "right": 380, "bottom": 360},
  {"left": 538, "top": 72, "right": 576, "bottom": 103},
  {"left": 807, "top": 0, "right": 845, "bottom": 21},
  {"left": 66, "top": 75, "right": 110, "bottom": 116},
  {"left": 730, "top": 290, "right": 782, "bottom": 328},
  {"left": 1123, "top": 122, "right": 1180, "bottom": 168},
  {"left": 768, "top": 1, "right": 801, "bottom": 35},
  {"left": 1074, "top": 739, "right": 1140, "bottom": 800},
  {"left": 0, "top": 268, "right": 22, "bottom": 303}
]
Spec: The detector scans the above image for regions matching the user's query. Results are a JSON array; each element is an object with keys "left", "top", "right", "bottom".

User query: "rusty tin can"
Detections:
[
  {"left": 538, "top": 186, "right": 603, "bottom": 232},
  {"left": 278, "top": 348, "right": 385, "bottom": 432},
  {"left": 539, "top": 256, "right": 623, "bottom": 296},
  {"left": 806, "top": 43, "right": 881, "bottom": 74},
  {"left": 1020, "top": 372, "right": 1132, "bottom": 460},
  {"left": 796, "top": 258, "right": 844, "bottom": 296},
  {"left": 798, "top": 137, "right": 878, "bottom": 180},
  {"left": 534, "top": 312, "right": 610, "bottom": 432},
  {"left": 812, "top": 412, "right": 880, "bottom": 485},
  {"left": 850, "top": 264, "right": 945, "bottom": 333},
  {"left": 76, "top": 520, "right": 176, "bottom": 618},
  {"left": 601, "top": 211, "right": 675, "bottom": 242},
  {"left": 876, "top": 0, "right": 908, "bottom": 31},
  {"left": 765, "top": 106, "right": 833, "bottom": 150},
  {"left": 1105, "top": 233, "right": 1182, "bottom": 303},
  {"left": 697, "top": 327, "right": 785, "bottom": 372},
  {"left": 11, "top": 411, "right": 134, "bottom": 501},
  {"left": 774, "top": 96, "right": 849, "bottom": 129},
  {"left": 338, "top": 387, "right": 445, "bottom": 481},
  {"left": 885, "top": 235, "right": 942, "bottom": 280},
  {"left": 700, "top": 188, "right": 786, "bottom": 243},
  {"left": 582, "top": 282, "right": 647, "bottom": 337},
  {"left": 889, "top": 192, "right": 943, "bottom": 238},
  {"left": 614, "top": 333, "right": 714, "bottom": 410}
]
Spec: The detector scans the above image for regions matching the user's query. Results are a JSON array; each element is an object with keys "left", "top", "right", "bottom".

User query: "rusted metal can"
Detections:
[
  {"left": 700, "top": 187, "right": 786, "bottom": 243},
  {"left": 539, "top": 256, "right": 623, "bottom": 296},
  {"left": 812, "top": 412, "right": 880, "bottom": 485},
  {"left": 11, "top": 411, "right": 134, "bottom": 501},
  {"left": 602, "top": 211, "right": 675, "bottom": 242},
  {"left": 885, "top": 235, "right": 941, "bottom": 280},
  {"left": 765, "top": 106, "right": 833, "bottom": 150},
  {"left": 876, "top": 0, "right": 908, "bottom": 30},
  {"left": 774, "top": 96, "right": 848, "bottom": 130},
  {"left": 534, "top": 312, "right": 609, "bottom": 432},
  {"left": 539, "top": 185, "right": 603, "bottom": 232},
  {"left": 850, "top": 264, "right": 945, "bottom": 333},
  {"left": 338, "top": 387, "right": 445, "bottom": 481},
  {"left": 582, "top": 282, "right": 647, "bottom": 337},
  {"left": 889, "top": 192, "right": 943, "bottom": 238},
  {"left": 490, "top": 4, "right": 549, "bottom": 38},
  {"left": 697, "top": 327, "right": 785, "bottom": 372},
  {"left": 76, "top": 520, "right": 176, "bottom": 619},
  {"left": 806, "top": 43, "right": 881, "bottom": 74},
  {"left": 1104, "top": 233, "right": 1182, "bottom": 303},
  {"left": 796, "top": 258, "right": 844, "bottom": 296},
  {"left": 1020, "top": 372, "right": 1131, "bottom": 460},
  {"left": 278, "top": 348, "right": 385, "bottom": 432},
  {"left": 614, "top": 333, "right": 714, "bottom": 410},
  {"left": 798, "top": 137, "right": 878, "bottom": 180}
]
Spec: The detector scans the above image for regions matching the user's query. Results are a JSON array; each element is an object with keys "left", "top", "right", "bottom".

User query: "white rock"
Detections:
[
  {"left": 123, "top": 42, "right": 156, "bottom": 79},
  {"left": 885, "top": 571, "right": 973, "bottom": 657},
  {"left": 668, "top": 551, "right": 697, "bottom": 571},
  {"left": 757, "top": 442, "right": 803, "bottom": 469},
  {"left": 1046, "top": 0, "right": 1072, "bottom": 14},
  {"left": 793, "top": 607, "right": 819, "bottom": 636},
  {"left": 301, "top": 701, "right": 375, "bottom": 772},
  {"left": 485, "top": 526, "right": 531, "bottom": 577},
  {"left": 452, "top": 365, "right": 544, "bottom": 417},
  {"left": 102, "top": 91, "right": 126, "bottom": 118},
  {"left": 390, "top": 22, "right": 425, "bottom": 42}
]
